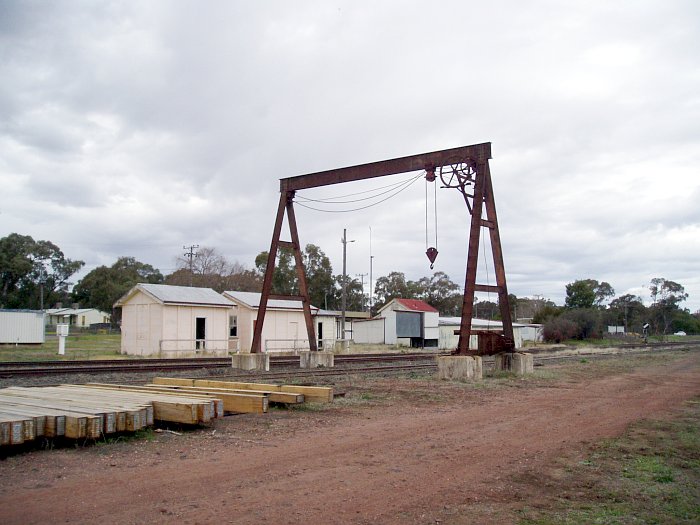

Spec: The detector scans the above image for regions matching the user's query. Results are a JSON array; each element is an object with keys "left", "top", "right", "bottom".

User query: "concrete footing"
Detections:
[
  {"left": 494, "top": 352, "right": 534, "bottom": 374},
  {"left": 231, "top": 353, "right": 270, "bottom": 371},
  {"left": 299, "top": 351, "right": 335, "bottom": 368},
  {"left": 437, "top": 355, "right": 483, "bottom": 381}
]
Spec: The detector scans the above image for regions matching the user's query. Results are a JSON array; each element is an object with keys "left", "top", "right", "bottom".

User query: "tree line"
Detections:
[
  {"left": 0, "top": 233, "right": 467, "bottom": 317},
  {"left": 2, "top": 233, "right": 698, "bottom": 337},
  {"left": 539, "top": 278, "right": 699, "bottom": 341}
]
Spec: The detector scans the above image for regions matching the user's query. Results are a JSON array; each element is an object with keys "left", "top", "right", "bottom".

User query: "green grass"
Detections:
[
  {"left": 0, "top": 333, "right": 125, "bottom": 361},
  {"left": 518, "top": 399, "right": 700, "bottom": 524}
]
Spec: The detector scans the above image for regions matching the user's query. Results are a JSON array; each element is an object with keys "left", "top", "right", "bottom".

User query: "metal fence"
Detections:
[
  {"left": 263, "top": 339, "right": 336, "bottom": 353},
  {"left": 158, "top": 338, "right": 236, "bottom": 356}
]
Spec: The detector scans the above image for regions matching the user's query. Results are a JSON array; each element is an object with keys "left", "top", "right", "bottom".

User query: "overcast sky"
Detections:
[{"left": 1, "top": 1, "right": 698, "bottom": 311}]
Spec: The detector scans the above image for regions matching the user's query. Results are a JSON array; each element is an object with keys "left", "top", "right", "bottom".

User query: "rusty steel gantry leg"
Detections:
[
  {"left": 455, "top": 158, "right": 513, "bottom": 355},
  {"left": 251, "top": 191, "right": 318, "bottom": 353}
]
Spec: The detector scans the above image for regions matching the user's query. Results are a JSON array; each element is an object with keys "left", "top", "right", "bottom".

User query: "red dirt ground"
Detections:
[{"left": 1, "top": 351, "right": 699, "bottom": 524}]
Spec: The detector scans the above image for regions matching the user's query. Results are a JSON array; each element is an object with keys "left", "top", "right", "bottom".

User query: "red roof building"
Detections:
[{"left": 394, "top": 298, "right": 439, "bottom": 313}]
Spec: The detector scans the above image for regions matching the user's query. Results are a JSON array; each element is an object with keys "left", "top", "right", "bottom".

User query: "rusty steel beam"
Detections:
[
  {"left": 285, "top": 198, "right": 318, "bottom": 352},
  {"left": 251, "top": 192, "right": 289, "bottom": 353},
  {"left": 280, "top": 143, "right": 492, "bottom": 192},
  {"left": 456, "top": 159, "right": 487, "bottom": 355},
  {"left": 474, "top": 284, "right": 501, "bottom": 293},
  {"left": 482, "top": 161, "right": 514, "bottom": 342}
]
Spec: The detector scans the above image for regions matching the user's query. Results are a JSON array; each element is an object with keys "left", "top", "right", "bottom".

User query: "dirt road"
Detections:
[{"left": 1, "top": 352, "right": 699, "bottom": 524}]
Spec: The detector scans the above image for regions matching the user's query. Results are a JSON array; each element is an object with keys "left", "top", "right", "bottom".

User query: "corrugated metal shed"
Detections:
[{"left": 0, "top": 309, "right": 46, "bottom": 344}]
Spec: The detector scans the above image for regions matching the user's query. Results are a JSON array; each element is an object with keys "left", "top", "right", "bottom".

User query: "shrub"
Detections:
[{"left": 542, "top": 317, "right": 578, "bottom": 343}]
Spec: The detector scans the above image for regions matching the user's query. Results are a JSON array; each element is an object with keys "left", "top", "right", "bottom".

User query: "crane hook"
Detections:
[{"left": 426, "top": 246, "right": 438, "bottom": 270}]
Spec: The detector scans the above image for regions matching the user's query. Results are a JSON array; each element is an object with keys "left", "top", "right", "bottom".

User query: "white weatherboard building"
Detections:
[
  {"left": 45, "top": 307, "right": 110, "bottom": 328},
  {"left": 353, "top": 298, "right": 439, "bottom": 348},
  {"left": 223, "top": 291, "right": 337, "bottom": 353},
  {"left": 0, "top": 309, "right": 46, "bottom": 344},
  {"left": 115, "top": 284, "right": 233, "bottom": 356}
]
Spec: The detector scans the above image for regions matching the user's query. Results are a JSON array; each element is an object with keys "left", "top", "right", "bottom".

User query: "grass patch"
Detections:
[
  {"left": 518, "top": 399, "right": 700, "bottom": 524},
  {"left": 0, "top": 333, "right": 125, "bottom": 361},
  {"left": 95, "top": 427, "right": 157, "bottom": 446}
]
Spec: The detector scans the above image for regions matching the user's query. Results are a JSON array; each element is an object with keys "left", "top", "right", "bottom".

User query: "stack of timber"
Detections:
[
  {"left": 151, "top": 377, "right": 334, "bottom": 403},
  {"left": 0, "top": 379, "right": 333, "bottom": 448},
  {"left": 0, "top": 384, "right": 222, "bottom": 446}
]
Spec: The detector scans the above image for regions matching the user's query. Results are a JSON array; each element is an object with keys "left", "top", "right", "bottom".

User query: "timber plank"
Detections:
[
  {"left": 0, "top": 406, "right": 65, "bottom": 437},
  {"left": 73, "top": 385, "right": 220, "bottom": 422},
  {"left": 0, "top": 395, "right": 92, "bottom": 438},
  {"left": 149, "top": 384, "right": 303, "bottom": 405},
  {"left": 154, "top": 378, "right": 334, "bottom": 403},
  {"left": 0, "top": 388, "right": 133, "bottom": 434},
  {"left": 0, "top": 415, "right": 29, "bottom": 444},
  {"left": 87, "top": 384, "right": 268, "bottom": 414}
]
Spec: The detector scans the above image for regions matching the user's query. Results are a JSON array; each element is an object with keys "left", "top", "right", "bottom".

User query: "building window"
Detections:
[{"left": 229, "top": 315, "right": 238, "bottom": 337}]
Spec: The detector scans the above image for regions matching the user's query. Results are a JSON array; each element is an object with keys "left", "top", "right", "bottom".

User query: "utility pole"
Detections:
[
  {"left": 356, "top": 272, "right": 367, "bottom": 311},
  {"left": 340, "top": 229, "right": 355, "bottom": 340},
  {"left": 369, "top": 226, "right": 374, "bottom": 316},
  {"left": 183, "top": 244, "right": 199, "bottom": 286}
]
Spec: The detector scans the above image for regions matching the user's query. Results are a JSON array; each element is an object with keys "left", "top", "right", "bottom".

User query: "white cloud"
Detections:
[{"left": 1, "top": 0, "right": 699, "bottom": 312}]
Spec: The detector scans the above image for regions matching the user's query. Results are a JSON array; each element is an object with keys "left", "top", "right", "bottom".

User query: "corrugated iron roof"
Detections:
[
  {"left": 224, "top": 291, "right": 319, "bottom": 312},
  {"left": 117, "top": 284, "right": 233, "bottom": 307},
  {"left": 394, "top": 298, "right": 438, "bottom": 313}
]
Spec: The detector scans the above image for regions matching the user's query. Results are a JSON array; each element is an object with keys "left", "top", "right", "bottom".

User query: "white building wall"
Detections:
[
  {"left": 233, "top": 306, "right": 312, "bottom": 353},
  {"left": 352, "top": 318, "right": 386, "bottom": 344},
  {"left": 120, "top": 291, "right": 230, "bottom": 356},
  {"left": 0, "top": 311, "right": 45, "bottom": 344},
  {"left": 383, "top": 310, "right": 397, "bottom": 345},
  {"left": 424, "top": 311, "right": 439, "bottom": 341},
  {"left": 316, "top": 315, "right": 338, "bottom": 350}
]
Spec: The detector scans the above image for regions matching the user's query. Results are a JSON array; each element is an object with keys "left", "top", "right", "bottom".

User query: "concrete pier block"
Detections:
[
  {"left": 437, "top": 355, "right": 483, "bottom": 381},
  {"left": 299, "top": 351, "right": 335, "bottom": 368},
  {"left": 494, "top": 352, "right": 534, "bottom": 375},
  {"left": 231, "top": 353, "right": 270, "bottom": 371}
]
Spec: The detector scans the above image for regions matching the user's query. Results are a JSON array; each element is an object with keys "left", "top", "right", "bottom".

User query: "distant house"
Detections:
[
  {"left": 437, "top": 317, "right": 543, "bottom": 350},
  {"left": 115, "top": 284, "right": 233, "bottom": 357},
  {"left": 0, "top": 309, "right": 45, "bottom": 344},
  {"left": 353, "top": 298, "right": 439, "bottom": 348},
  {"left": 45, "top": 307, "right": 110, "bottom": 328},
  {"left": 223, "top": 291, "right": 336, "bottom": 353}
]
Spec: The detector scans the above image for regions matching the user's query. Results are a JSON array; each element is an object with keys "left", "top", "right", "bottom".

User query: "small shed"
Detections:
[
  {"left": 0, "top": 309, "right": 46, "bottom": 344},
  {"left": 353, "top": 298, "right": 439, "bottom": 348},
  {"left": 115, "top": 284, "right": 233, "bottom": 357},
  {"left": 223, "top": 291, "right": 328, "bottom": 353}
]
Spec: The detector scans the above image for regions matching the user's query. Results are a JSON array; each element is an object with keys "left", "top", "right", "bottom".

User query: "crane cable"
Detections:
[{"left": 295, "top": 172, "right": 424, "bottom": 213}]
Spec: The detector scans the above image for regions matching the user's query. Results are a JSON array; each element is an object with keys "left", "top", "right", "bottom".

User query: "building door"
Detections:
[
  {"left": 317, "top": 321, "right": 323, "bottom": 349},
  {"left": 196, "top": 317, "right": 206, "bottom": 350}
]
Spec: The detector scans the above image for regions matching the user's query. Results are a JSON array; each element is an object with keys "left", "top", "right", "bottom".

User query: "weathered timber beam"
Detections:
[{"left": 280, "top": 143, "right": 491, "bottom": 192}]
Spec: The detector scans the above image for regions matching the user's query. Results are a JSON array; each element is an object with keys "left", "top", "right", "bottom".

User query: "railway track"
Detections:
[
  {"left": 0, "top": 352, "right": 442, "bottom": 378},
  {"left": 0, "top": 342, "right": 696, "bottom": 379}
]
